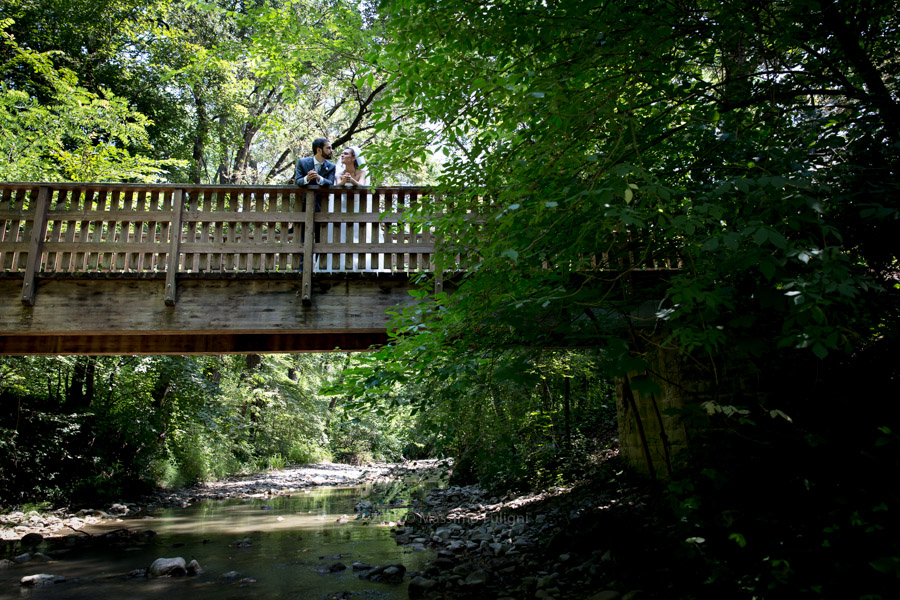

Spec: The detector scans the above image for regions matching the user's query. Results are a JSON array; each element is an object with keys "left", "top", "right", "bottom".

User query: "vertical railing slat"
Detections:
[
  {"left": 318, "top": 189, "right": 327, "bottom": 271},
  {"left": 225, "top": 189, "right": 236, "bottom": 272},
  {"left": 10, "top": 188, "right": 31, "bottom": 271},
  {"left": 212, "top": 190, "right": 225, "bottom": 271},
  {"left": 294, "top": 190, "right": 301, "bottom": 271},
  {"left": 198, "top": 189, "right": 211, "bottom": 272},
  {"left": 0, "top": 187, "right": 13, "bottom": 271},
  {"left": 135, "top": 190, "right": 148, "bottom": 271},
  {"left": 265, "top": 189, "right": 276, "bottom": 271},
  {"left": 155, "top": 191, "right": 171, "bottom": 272},
  {"left": 277, "top": 190, "right": 289, "bottom": 271},
  {"left": 46, "top": 189, "right": 65, "bottom": 272}
]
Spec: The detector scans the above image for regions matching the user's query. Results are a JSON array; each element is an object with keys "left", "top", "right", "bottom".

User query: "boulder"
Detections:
[
  {"left": 148, "top": 557, "right": 187, "bottom": 577},
  {"left": 408, "top": 576, "right": 437, "bottom": 597},
  {"left": 317, "top": 562, "right": 347, "bottom": 573},
  {"left": 187, "top": 559, "right": 203, "bottom": 575},
  {"left": 360, "top": 563, "right": 406, "bottom": 583},
  {"left": 108, "top": 503, "right": 130, "bottom": 516},
  {"left": 229, "top": 537, "right": 253, "bottom": 548},
  {"left": 20, "top": 533, "right": 43, "bottom": 547},
  {"left": 587, "top": 592, "right": 622, "bottom": 600},
  {"left": 20, "top": 574, "right": 65, "bottom": 586},
  {"left": 464, "top": 569, "right": 489, "bottom": 585},
  {"left": 381, "top": 565, "right": 405, "bottom": 583}
]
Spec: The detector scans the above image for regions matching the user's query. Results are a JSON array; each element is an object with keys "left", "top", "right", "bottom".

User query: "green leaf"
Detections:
[
  {"left": 701, "top": 237, "right": 720, "bottom": 252},
  {"left": 753, "top": 227, "right": 768, "bottom": 245},
  {"left": 685, "top": 537, "right": 706, "bottom": 544},
  {"left": 869, "top": 556, "right": 900, "bottom": 575}
]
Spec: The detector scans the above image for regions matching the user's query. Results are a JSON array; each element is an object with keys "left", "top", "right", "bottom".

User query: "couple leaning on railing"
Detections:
[{"left": 294, "top": 139, "right": 369, "bottom": 188}]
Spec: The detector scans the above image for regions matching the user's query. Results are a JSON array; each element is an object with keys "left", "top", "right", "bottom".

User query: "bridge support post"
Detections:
[
  {"left": 21, "top": 186, "right": 50, "bottom": 306},
  {"left": 615, "top": 339, "right": 694, "bottom": 479},
  {"left": 164, "top": 189, "right": 184, "bottom": 306}
]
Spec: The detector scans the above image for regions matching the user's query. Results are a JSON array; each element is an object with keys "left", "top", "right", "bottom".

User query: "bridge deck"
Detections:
[{"left": 0, "top": 183, "right": 438, "bottom": 354}]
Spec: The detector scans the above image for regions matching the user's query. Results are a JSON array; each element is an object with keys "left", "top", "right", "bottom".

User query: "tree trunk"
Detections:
[
  {"left": 190, "top": 88, "right": 209, "bottom": 184},
  {"left": 563, "top": 376, "right": 571, "bottom": 450},
  {"left": 245, "top": 354, "right": 261, "bottom": 371},
  {"left": 66, "top": 357, "right": 96, "bottom": 409}
]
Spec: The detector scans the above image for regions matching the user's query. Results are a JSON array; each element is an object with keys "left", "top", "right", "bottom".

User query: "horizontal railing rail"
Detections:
[{"left": 0, "top": 183, "right": 438, "bottom": 305}]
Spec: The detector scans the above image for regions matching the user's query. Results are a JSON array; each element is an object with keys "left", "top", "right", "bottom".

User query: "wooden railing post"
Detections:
[
  {"left": 164, "top": 189, "right": 184, "bottom": 306},
  {"left": 300, "top": 189, "right": 315, "bottom": 306},
  {"left": 21, "top": 186, "right": 50, "bottom": 306}
]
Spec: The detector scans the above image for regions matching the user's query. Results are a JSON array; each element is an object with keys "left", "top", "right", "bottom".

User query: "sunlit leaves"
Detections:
[{"left": 0, "top": 21, "right": 183, "bottom": 182}]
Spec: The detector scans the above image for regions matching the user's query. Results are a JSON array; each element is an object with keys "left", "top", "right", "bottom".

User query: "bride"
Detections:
[
  {"left": 334, "top": 146, "right": 369, "bottom": 186},
  {"left": 326, "top": 145, "right": 371, "bottom": 272}
]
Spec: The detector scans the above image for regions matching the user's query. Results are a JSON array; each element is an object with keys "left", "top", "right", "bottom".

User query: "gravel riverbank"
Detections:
[
  {"left": 390, "top": 480, "right": 647, "bottom": 600},
  {"left": 0, "top": 460, "right": 445, "bottom": 541}
]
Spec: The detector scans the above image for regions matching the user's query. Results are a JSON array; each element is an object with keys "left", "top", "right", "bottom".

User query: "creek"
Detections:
[{"left": 1, "top": 482, "right": 435, "bottom": 600}]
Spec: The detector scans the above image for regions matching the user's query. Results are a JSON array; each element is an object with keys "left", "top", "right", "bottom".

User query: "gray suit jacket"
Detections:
[{"left": 294, "top": 157, "right": 336, "bottom": 186}]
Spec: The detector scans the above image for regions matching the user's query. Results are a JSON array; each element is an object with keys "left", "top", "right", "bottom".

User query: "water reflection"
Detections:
[{"left": 2, "top": 484, "right": 432, "bottom": 600}]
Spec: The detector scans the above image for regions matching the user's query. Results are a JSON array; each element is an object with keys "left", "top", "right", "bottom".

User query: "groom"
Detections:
[{"left": 294, "top": 138, "right": 335, "bottom": 187}]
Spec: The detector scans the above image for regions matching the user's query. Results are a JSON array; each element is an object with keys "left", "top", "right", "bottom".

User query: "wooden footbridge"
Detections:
[{"left": 0, "top": 183, "right": 442, "bottom": 355}]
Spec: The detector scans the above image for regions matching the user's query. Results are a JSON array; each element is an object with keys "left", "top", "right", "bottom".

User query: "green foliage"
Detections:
[
  {"left": 0, "top": 353, "right": 362, "bottom": 504},
  {"left": 1, "top": 0, "right": 422, "bottom": 185},
  {"left": 0, "top": 18, "right": 183, "bottom": 182},
  {"left": 333, "top": 347, "right": 618, "bottom": 490},
  {"left": 330, "top": 0, "right": 900, "bottom": 596},
  {"left": 361, "top": 0, "right": 898, "bottom": 379}
]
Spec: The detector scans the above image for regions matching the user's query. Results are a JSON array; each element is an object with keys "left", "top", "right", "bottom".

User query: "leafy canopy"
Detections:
[{"left": 356, "top": 0, "right": 899, "bottom": 389}]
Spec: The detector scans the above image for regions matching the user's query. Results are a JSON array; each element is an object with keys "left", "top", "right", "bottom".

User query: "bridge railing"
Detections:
[{"left": 0, "top": 183, "right": 437, "bottom": 305}]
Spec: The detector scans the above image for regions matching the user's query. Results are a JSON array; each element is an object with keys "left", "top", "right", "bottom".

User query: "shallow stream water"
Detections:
[{"left": 1, "top": 483, "right": 433, "bottom": 600}]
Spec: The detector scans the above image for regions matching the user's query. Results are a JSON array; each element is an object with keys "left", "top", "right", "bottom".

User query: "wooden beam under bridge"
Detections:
[{"left": 0, "top": 273, "right": 422, "bottom": 355}]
